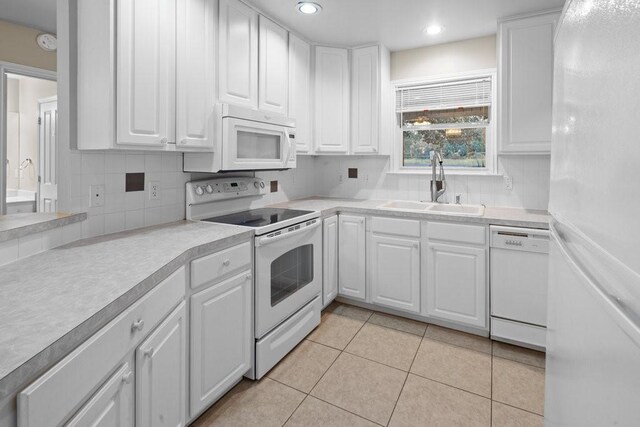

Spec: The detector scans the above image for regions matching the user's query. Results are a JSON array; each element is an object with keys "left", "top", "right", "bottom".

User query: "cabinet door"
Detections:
[
  {"left": 323, "top": 215, "right": 339, "bottom": 307},
  {"left": 218, "top": 0, "right": 258, "bottom": 108},
  {"left": 117, "top": 0, "right": 175, "bottom": 146},
  {"left": 66, "top": 363, "right": 134, "bottom": 427},
  {"left": 136, "top": 302, "right": 187, "bottom": 427},
  {"left": 351, "top": 45, "right": 379, "bottom": 154},
  {"left": 190, "top": 271, "right": 252, "bottom": 417},
  {"left": 176, "top": 0, "right": 216, "bottom": 150},
  {"left": 370, "top": 234, "right": 420, "bottom": 313},
  {"left": 288, "top": 34, "right": 312, "bottom": 154},
  {"left": 498, "top": 11, "right": 559, "bottom": 154},
  {"left": 426, "top": 242, "right": 487, "bottom": 328},
  {"left": 259, "top": 15, "right": 288, "bottom": 115},
  {"left": 314, "top": 46, "right": 349, "bottom": 154},
  {"left": 338, "top": 215, "right": 366, "bottom": 300}
]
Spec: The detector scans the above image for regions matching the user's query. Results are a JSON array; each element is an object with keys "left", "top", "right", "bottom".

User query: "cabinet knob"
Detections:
[
  {"left": 143, "top": 348, "right": 154, "bottom": 359},
  {"left": 122, "top": 371, "right": 133, "bottom": 384},
  {"left": 160, "top": 137, "right": 168, "bottom": 144},
  {"left": 131, "top": 319, "right": 145, "bottom": 332},
  {"left": 223, "top": 259, "right": 230, "bottom": 266}
]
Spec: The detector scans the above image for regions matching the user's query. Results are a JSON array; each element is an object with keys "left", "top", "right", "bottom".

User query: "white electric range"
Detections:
[{"left": 186, "top": 177, "right": 322, "bottom": 379}]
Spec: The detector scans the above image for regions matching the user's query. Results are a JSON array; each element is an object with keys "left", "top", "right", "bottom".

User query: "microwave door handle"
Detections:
[
  {"left": 256, "top": 220, "right": 321, "bottom": 247},
  {"left": 283, "top": 130, "right": 292, "bottom": 168}
]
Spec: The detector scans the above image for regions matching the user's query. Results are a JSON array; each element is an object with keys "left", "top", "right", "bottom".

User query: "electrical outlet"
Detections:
[
  {"left": 503, "top": 175, "right": 513, "bottom": 191},
  {"left": 339, "top": 174, "right": 344, "bottom": 184},
  {"left": 148, "top": 181, "right": 161, "bottom": 200},
  {"left": 90, "top": 185, "right": 105, "bottom": 207}
]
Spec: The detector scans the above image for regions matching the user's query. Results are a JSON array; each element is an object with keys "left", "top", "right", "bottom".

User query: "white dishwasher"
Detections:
[{"left": 490, "top": 226, "right": 549, "bottom": 350}]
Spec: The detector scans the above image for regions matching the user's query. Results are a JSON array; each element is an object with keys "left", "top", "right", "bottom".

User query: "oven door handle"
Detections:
[{"left": 255, "top": 220, "right": 321, "bottom": 247}]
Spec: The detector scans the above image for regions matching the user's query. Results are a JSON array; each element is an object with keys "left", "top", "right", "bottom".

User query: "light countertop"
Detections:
[
  {"left": 268, "top": 197, "right": 550, "bottom": 229},
  {"left": 0, "top": 220, "right": 253, "bottom": 399},
  {"left": 0, "top": 212, "right": 87, "bottom": 243}
]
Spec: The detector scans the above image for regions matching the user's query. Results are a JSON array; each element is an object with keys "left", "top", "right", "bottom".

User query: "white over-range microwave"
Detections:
[{"left": 184, "top": 104, "right": 296, "bottom": 172}]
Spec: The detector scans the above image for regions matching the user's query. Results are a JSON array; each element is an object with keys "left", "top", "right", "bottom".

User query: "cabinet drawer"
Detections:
[
  {"left": 427, "top": 222, "right": 486, "bottom": 245},
  {"left": 371, "top": 217, "right": 421, "bottom": 238},
  {"left": 191, "top": 241, "right": 252, "bottom": 289},
  {"left": 18, "top": 266, "right": 186, "bottom": 427}
]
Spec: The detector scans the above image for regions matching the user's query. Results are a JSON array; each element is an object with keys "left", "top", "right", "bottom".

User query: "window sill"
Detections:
[{"left": 387, "top": 169, "right": 502, "bottom": 177}]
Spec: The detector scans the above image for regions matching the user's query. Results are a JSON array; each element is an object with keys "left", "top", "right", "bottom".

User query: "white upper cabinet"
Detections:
[
  {"left": 176, "top": 0, "right": 217, "bottom": 150},
  {"left": 351, "top": 45, "right": 380, "bottom": 154},
  {"left": 314, "top": 46, "right": 350, "bottom": 154},
  {"left": 116, "top": 0, "right": 176, "bottom": 147},
  {"left": 218, "top": 0, "right": 258, "bottom": 108},
  {"left": 498, "top": 10, "right": 560, "bottom": 154},
  {"left": 259, "top": 16, "right": 289, "bottom": 115},
  {"left": 338, "top": 214, "right": 366, "bottom": 300},
  {"left": 288, "top": 34, "right": 312, "bottom": 154}
]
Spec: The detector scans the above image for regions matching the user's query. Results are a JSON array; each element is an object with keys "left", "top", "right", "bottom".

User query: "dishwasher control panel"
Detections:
[{"left": 490, "top": 226, "right": 549, "bottom": 253}]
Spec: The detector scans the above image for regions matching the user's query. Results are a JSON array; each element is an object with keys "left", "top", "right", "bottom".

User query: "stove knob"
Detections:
[
  {"left": 195, "top": 186, "right": 204, "bottom": 196},
  {"left": 254, "top": 182, "right": 260, "bottom": 189},
  {"left": 259, "top": 181, "right": 265, "bottom": 189},
  {"left": 205, "top": 184, "right": 214, "bottom": 194}
]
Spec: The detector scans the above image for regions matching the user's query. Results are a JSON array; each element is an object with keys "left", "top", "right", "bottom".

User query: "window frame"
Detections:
[{"left": 390, "top": 69, "right": 498, "bottom": 176}]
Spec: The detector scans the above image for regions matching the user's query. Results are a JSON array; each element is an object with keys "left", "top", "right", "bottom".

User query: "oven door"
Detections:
[
  {"left": 255, "top": 219, "right": 322, "bottom": 338},
  {"left": 222, "top": 117, "right": 294, "bottom": 170}
]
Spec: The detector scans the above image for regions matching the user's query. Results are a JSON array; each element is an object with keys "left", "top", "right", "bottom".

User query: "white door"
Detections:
[
  {"left": 66, "top": 363, "right": 134, "bottom": 427},
  {"left": 338, "top": 215, "right": 366, "bottom": 300},
  {"left": 323, "top": 215, "right": 339, "bottom": 307},
  {"left": 218, "top": 0, "right": 258, "bottom": 108},
  {"left": 370, "top": 234, "right": 420, "bottom": 313},
  {"left": 117, "top": 0, "right": 176, "bottom": 146},
  {"left": 136, "top": 302, "right": 187, "bottom": 427},
  {"left": 351, "top": 45, "right": 379, "bottom": 154},
  {"left": 258, "top": 15, "right": 288, "bottom": 115},
  {"left": 288, "top": 34, "right": 311, "bottom": 153},
  {"left": 314, "top": 46, "right": 349, "bottom": 154},
  {"left": 176, "top": 0, "right": 216, "bottom": 150},
  {"left": 38, "top": 98, "right": 57, "bottom": 212},
  {"left": 426, "top": 242, "right": 487, "bottom": 328},
  {"left": 498, "top": 11, "right": 559, "bottom": 154},
  {"left": 190, "top": 271, "right": 252, "bottom": 416}
]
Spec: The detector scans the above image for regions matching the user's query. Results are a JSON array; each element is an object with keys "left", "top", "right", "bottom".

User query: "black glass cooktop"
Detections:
[{"left": 202, "top": 208, "right": 314, "bottom": 228}]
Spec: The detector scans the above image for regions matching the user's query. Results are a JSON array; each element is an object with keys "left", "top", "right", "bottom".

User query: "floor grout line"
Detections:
[
  {"left": 491, "top": 353, "right": 547, "bottom": 370},
  {"left": 387, "top": 335, "right": 422, "bottom": 426},
  {"left": 309, "top": 394, "right": 386, "bottom": 426},
  {"left": 280, "top": 393, "right": 308, "bottom": 426},
  {"left": 407, "top": 371, "right": 492, "bottom": 401},
  {"left": 491, "top": 399, "right": 545, "bottom": 417}
]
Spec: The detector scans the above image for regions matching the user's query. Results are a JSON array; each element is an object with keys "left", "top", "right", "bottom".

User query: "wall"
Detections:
[
  {"left": 0, "top": 19, "right": 57, "bottom": 71},
  {"left": 6, "top": 78, "right": 19, "bottom": 190},
  {"left": 391, "top": 35, "right": 497, "bottom": 81}
]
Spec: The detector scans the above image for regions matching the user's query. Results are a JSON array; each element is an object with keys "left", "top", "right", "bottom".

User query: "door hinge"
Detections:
[{"left": 37, "top": 117, "right": 41, "bottom": 125}]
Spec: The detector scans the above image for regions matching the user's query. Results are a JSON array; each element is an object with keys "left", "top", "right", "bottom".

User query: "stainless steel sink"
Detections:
[
  {"left": 427, "top": 203, "right": 485, "bottom": 216},
  {"left": 377, "top": 200, "right": 431, "bottom": 211}
]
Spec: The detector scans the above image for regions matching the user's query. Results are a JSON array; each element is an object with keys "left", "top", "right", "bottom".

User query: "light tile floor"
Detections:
[{"left": 194, "top": 302, "right": 546, "bottom": 427}]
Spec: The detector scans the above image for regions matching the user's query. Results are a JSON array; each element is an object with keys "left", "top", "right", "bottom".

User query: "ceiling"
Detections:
[
  {"left": 245, "top": 0, "right": 566, "bottom": 51},
  {"left": 0, "top": 0, "right": 56, "bottom": 33}
]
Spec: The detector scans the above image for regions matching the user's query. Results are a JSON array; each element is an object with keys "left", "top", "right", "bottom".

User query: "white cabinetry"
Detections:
[
  {"left": 259, "top": 16, "right": 288, "bottom": 115},
  {"left": 323, "top": 215, "right": 339, "bottom": 307},
  {"left": 338, "top": 215, "right": 366, "bottom": 300},
  {"left": 288, "top": 34, "right": 312, "bottom": 153},
  {"left": 369, "top": 217, "right": 421, "bottom": 313},
  {"left": 189, "top": 271, "right": 252, "bottom": 417},
  {"left": 498, "top": 10, "right": 560, "bottom": 154},
  {"left": 136, "top": 302, "right": 187, "bottom": 427},
  {"left": 218, "top": 0, "right": 258, "bottom": 108},
  {"left": 424, "top": 222, "right": 488, "bottom": 329},
  {"left": 314, "top": 46, "right": 350, "bottom": 154},
  {"left": 176, "top": 0, "right": 217, "bottom": 150}
]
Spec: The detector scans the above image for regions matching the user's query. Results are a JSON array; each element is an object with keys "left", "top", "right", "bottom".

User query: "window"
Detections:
[{"left": 394, "top": 73, "right": 496, "bottom": 173}]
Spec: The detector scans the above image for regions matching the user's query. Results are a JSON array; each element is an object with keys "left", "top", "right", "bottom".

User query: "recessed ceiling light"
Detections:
[
  {"left": 425, "top": 25, "right": 443, "bottom": 35},
  {"left": 297, "top": 2, "right": 322, "bottom": 15}
]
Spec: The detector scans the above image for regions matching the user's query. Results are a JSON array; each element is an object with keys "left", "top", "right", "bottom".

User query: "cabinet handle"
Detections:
[
  {"left": 131, "top": 319, "right": 145, "bottom": 332},
  {"left": 160, "top": 137, "right": 168, "bottom": 144},
  {"left": 143, "top": 348, "right": 154, "bottom": 359},
  {"left": 122, "top": 371, "right": 133, "bottom": 384},
  {"left": 246, "top": 273, "right": 252, "bottom": 281},
  {"left": 223, "top": 259, "right": 230, "bottom": 266}
]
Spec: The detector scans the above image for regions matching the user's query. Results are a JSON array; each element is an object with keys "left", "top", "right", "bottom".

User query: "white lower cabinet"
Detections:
[
  {"left": 425, "top": 240, "right": 487, "bottom": 328},
  {"left": 65, "top": 362, "right": 134, "bottom": 427},
  {"left": 136, "top": 302, "right": 187, "bottom": 427},
  {"left": 323, "top": 215, "right": 339, "bottom": 307},
  {"left": 370, "top": 233, "right": 420, "bottom": 313},
  {"left": 189, "top": 270, "right": 252, "bottom": 417},
  {"left": 338, "top": 215, "right": 366, "bottom": 300}
]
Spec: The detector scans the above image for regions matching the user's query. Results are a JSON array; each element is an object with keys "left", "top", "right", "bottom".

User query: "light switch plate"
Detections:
[
  {"left": 90, "top": 185, "right": 105, "bottom": 207},
  {"left": 503, "top": 175, "right": 513, "bottom": 191}
]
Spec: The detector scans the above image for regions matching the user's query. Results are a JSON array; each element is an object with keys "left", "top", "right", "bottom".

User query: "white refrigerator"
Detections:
[{"left": 545, "top": 0, "right": 640, "bottom": 425}]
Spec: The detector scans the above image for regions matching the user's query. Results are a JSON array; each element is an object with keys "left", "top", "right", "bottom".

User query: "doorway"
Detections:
[{"left": 1, "top": 66, "right": 57, "bottom": 214}]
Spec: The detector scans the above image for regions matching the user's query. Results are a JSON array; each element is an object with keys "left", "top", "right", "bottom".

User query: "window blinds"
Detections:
[{"left": 395, "top": 78, "right": 492, "bottom": 112}]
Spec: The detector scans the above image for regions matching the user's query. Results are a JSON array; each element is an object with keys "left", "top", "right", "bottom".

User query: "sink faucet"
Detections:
[{"left": 430, "top": 151, "right": 446, "bottom": 202}]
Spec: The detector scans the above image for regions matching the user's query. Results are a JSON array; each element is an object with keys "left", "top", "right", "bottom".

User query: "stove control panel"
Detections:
[{"left": 186, "top": 177, "right": 268, "bottom": 206}]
